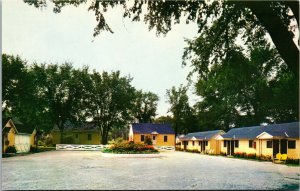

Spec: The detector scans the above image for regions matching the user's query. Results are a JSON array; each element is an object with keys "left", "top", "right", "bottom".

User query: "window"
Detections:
[
  {"left": 224, "top": 141, "right": 227, "bottom": 147},
  {"left": 88, "top": 134, "right": 92, "bottom": 141},
  {"left": 266, "top": 140, "right": 272, "bottom": 148},
  {"left": 249, "top": 140, "right": 253, "bottom": 148},
  {"left": 234, "top": 140, "right": 239, "bottom": 148},
  {"left": 164, "top": 136, "right": 167, "bottom": 142},
  {"left": 198, "top": 141, "right": 201, "bottom": 145},
  {"left": 192, "top": 141, "right": 195, "bottom": 146},
  {"left": 141, "top": 135, "right": 145, "bottom": 142},
  {"left": 205, "top": 141, "right": 208, "bottom": 146},
  {"left": 288, "top": 140, "right": 296, "bottom": 149},
  {"left": 153, "top": 136, "right": 156, "bottom": 141}
]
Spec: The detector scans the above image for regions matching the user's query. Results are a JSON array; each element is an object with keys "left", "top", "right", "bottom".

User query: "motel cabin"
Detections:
[
  {"left": 178, "top": 130, "right": 225, "bottom": 154},
  {"left": 2, "top": 118, "right": 37, "bottom": 153},
  {"left": 129, "top": 123, "right": 175, "bottom": 147},
  {"left": 51, "top": 121, "right": 101, "bottom": 145},
  {"left": 218, "top": 122, "right": 300, "bottom": 159}
]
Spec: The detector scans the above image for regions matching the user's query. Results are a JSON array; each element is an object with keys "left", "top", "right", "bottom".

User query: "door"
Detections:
[
  {"left": 202, "top": 141, "right": 206, "bottom": 152},
  {"left": 230, "top": 140, "right": 235, "bottom": 155},
  {"left": 184, "top": 141, "right": 187, "bottom": 150},
  {"left": 152, "top": 135, "right": 156, "bottom": 145},
  {"left": 227, "top": 140, "right": 230, "bottom": 155},
  {"left": 280, "top": 139, "right": 287, "bottom": 154},
  {"left": 199, "top": 141, "right": 202, "bottom": 152},
  {"left": 273, "top": 139, "right": 279, "bottom": 157}
]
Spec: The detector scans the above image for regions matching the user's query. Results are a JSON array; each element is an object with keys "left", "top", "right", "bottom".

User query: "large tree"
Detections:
[
  {"left": 87, "top": 71, "right": 136, "bottom": 144},
  {"left": 24, "top": 0, "right": 299, "bottom": 77},
  {"left": 133, "top": 90, "right": 159, "bottom": 123},
  {"left": 166, "top": 85, "right": 194, "bottom": 135}
]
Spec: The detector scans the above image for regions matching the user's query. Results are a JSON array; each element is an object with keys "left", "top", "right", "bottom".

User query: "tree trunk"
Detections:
[
  {"left": 60, "top": 129, "right": 64, "bottom": 144},
  {"left": 238, "top": 1, "right": 299, "bottom": 78}
]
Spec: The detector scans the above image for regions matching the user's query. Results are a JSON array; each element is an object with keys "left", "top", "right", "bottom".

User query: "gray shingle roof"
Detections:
[
  {"left": 132, "top": 123, "right": 175, "bottom": 134},
  {"left": 222, "top": 122, "right": 299, "bottom": 139},
  {"left": 181, "top": 130, "right": 224, "bottom": 140}
]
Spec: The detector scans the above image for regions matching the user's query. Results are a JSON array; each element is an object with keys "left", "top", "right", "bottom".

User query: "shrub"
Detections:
[
  {"left": 286, "top": 158, "right": 300, "bottom": 165},
  {"left": 175, "top": 147, "right": 184, "bottom": 151},
  {"left": 246, "top": 153, "right": 256, "bottom": 159},
  {"left": 6, "top": 146, "right": 17, "bottom": 153},
  {"left": 108, "top": 140, "right": 158, "bottom": 154},
  {"left": 144, "top": 136, "right": 153, "bottom": 145},
  {"left": 220, "top": 152, "right": 227, "bottom": 156},
  {"left": 30, "top": 146, "right": 39, "bottom": 153}
]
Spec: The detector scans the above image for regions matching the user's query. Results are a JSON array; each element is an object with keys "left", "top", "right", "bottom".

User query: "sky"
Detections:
[{"left": 2, "top": 0, "right": 200, "bottom": 117}]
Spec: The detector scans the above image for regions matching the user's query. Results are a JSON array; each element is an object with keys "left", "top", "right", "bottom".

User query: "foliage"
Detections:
[
  {"left": 30, "top": 146, "right": 39, "bottom": 153},
  {"left": 23, "top": 1, "right": 299, "bottom": 77},
  {"left": 133, "top": 90, "right": 159, "bottom": 123},
  {"left": 87, "top": 71, "right": 136, "bottom": 144},
  {"left": 2, "top": 54, "right": 159, "bottom": 144},
  {"left": 104, "top": 141, "right": 158, "bottom": 154},
  {"left": 286, "top": 158, "right": 300, "bottom": 165},
  {"left": 5, "top": 146, "right": 17, "bottom": 153},
  {"left": 144, "top": 136, "right": 153, "bottom": 145},
  {"left": 166, "top": 85, "right": 197, "bottom": 135}
]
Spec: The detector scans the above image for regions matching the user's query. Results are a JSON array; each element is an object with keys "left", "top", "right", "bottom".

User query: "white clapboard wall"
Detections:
[{"left": 15, "top": 134, "right": 31, "bottom": 153}]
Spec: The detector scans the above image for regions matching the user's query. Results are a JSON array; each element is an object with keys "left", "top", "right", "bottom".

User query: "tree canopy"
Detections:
[
  {"left": 2, "top": 54, "right": 159, "bottom": 143},
  {"left": 24, "top": 0, "right": 299, "bottom": 77}
]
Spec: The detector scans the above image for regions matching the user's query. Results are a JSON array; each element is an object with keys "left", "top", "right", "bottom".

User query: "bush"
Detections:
[
  {"left": 246, "top": 153, "right": 256, "bottom": 159},
  {"left": 175, "top": 147, "right": 184, "bottom": 151},
  {"left": 30, "top": 146, "right": 39, "bottom": 153},
  {"left": 6, "top": 146, "right": 17, "bottom": 153},
  {"left": 144, "top": 136, "right": 153, "bottom": 145},
  {"left": 220, "top": 152, "right": 227, "bottom": 156},
  {"left": 187, "top": 149, "right": 200, "bottom": 153},
  {"left": 107, "top": 140, "right": 158, "bottom": 154},
  {"left": 286, "top": 158, "right": 300, "bottom": 165}
]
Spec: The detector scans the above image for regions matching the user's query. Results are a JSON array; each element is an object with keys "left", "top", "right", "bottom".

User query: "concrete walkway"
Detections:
[{"left": 2, "top": 151, "right": 300, "bottom": 190}]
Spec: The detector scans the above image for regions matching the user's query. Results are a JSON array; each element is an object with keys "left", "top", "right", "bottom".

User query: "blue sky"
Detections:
[{"left": 3, "top": 0, "right": 200, "bottom": 116}]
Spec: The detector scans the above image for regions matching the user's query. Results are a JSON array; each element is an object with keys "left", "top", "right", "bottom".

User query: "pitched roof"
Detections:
[
  {"left": 53, "top": 120, "right": 99, "bottom": 131},
  {"left": 16, "top": 124, "right": 36, "bottom": 134},
  {"left": 131, "top": 123, "right": 175, "bottom": 134},
  {"left": 181, "top": 130, "right": 224, "bottom": 140},
  {"left": 2, "top": 118, "right": 10, "bottom": 128},
  {"left": 222, "top": 122, "right": 299, "bottom": 139}
]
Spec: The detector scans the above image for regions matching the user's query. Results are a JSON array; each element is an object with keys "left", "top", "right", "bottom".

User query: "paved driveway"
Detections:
[{"left": 2, "top": 151, "right": 300, "bottom": 190}]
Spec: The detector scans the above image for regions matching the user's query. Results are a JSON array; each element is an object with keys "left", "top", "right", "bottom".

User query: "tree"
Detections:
[
  {"left": 133, "top": 90, "right": 159, "bottom": 123},
  {"left": 24, "top": 0, "right": 299, "bottom": 76},
  {"left": 189, "top": 36, "right": 298, "bottom": 130},
  {"left": 166, "top": 85, "right": 193, "bottom": 135},
  {"left": 38, "top": 63, "right": 89, "bottom": 143},
  {"left": 87, "top": 71, "right": 136, "bottom": 144}
]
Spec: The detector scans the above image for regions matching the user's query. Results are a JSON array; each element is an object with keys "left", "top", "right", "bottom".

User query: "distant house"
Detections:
[
  {"left": 51, "top": 121, "right": 101, "bottom": 145},
  {"left": 129, "top": 123, "right": 175, "bottom": 147},
  {"left": 2, "top": 118, "right": 37, "bottom": 153},
  {"left": 218, "top": 122, "right": 300, "bottom": 159},
  {"left": 178, "top": 130, "right": 225, "bottom": 154}
]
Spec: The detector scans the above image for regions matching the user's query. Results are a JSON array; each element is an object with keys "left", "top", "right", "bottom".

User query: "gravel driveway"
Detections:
[{"left": 2, "top": 151, "right": 300, "bottom": 190}]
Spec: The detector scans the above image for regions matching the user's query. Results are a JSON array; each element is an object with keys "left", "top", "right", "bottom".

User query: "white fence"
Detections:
[
  {"left": 154, "top": 146, "right": 175, "bottom": 151},
  {"left": 56, "top": 144, "right": 175, "bottom": 151},
  {"left": 56, "top": 144, "right": 109, "bottom": 151}
]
